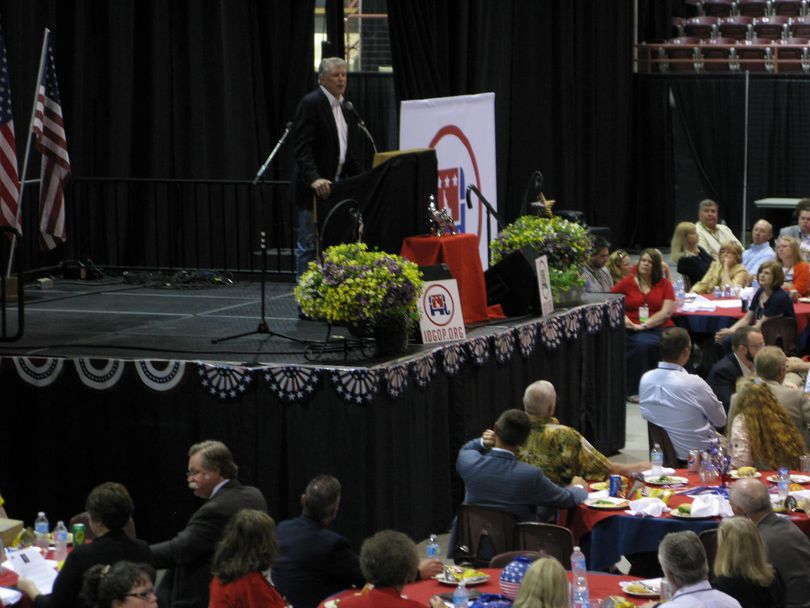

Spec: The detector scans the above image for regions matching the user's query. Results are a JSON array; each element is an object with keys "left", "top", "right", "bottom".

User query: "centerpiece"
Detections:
[
  {"left": 294, "top": 243, "right": 424, "bottom": 355},
  {"left": 489, "top": 215, "right": 592, "bottom": 304}
]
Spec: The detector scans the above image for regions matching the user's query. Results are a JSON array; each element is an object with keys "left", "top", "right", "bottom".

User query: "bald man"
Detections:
[
  {"left": 742, "top": 219, "right": 776, "bottom": 276},
  {"left": 514, "top": 380, "right": 648, "bottom": 485}
]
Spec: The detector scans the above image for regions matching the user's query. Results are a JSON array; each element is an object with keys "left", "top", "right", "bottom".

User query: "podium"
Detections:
[{"left": 319, "top": 149, "right": 437, "bottom": 254}]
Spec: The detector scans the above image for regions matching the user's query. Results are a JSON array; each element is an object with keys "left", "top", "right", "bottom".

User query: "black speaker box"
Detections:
[{"left": 484, "top": 247, "right": 539, "bottom": 316}]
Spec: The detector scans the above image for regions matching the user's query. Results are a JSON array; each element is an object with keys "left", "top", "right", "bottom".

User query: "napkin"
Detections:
[
  {"left": 691, "top": 494, "right": 734, "bottom": 517},
  {"left": 0, "top": 587, "right": 22, "bottom": 606},
  {"left": 626, "top": 497, "right": 669, "bottom": 517},
  {"left": 588, "top": 489, "right": 609, "bottom": 499},
  {"left": 642, "top": 467, "right": 676, "bottom": 478},
  {"left": 680, "top": 295, "right": 716, "bottom": 312}
]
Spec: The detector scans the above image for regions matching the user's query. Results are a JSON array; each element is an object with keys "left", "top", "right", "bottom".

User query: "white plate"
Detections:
[
  {"left": 620, "top": 579, "right": 661, "bottom": 597},
  {"left": 766, "top": 474, "right": 810, "bottom": 484},
  {"left": 434, "top": 574, "right": 490, "bottom": 586},
  {"left": 585, "top": 497, "right": 630, "bottom": 510},
  {"left": 644, "top": 475, "right": 688, "bottom": 486},
  {"left": 729, "top": 470, "right": 761, "bottom": 479}
]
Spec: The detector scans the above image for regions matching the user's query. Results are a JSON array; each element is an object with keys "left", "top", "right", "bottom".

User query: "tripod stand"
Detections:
[{"left": 211, "top": 231, "right": 307, "bottom": 345}]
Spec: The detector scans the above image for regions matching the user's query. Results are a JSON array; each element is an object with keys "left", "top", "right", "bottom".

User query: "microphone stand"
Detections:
[
  {"left": 466, "top": 185, "right": 506, "bottom": 265},
  {"left": 253, "top": 121, "right": 293, "bottom": 184},
  {"left": 357, "top": 123, "right": 377, "bottom": 156}
]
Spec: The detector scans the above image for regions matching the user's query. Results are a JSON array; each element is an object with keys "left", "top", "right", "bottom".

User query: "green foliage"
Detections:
[{"left": 294, "top": 243, "right": 424, "bottom": 324}]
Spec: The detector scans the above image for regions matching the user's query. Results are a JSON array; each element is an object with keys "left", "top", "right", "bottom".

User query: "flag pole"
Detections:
[{"left": 6, "top": 28, "right": 49, "bottom": 278}]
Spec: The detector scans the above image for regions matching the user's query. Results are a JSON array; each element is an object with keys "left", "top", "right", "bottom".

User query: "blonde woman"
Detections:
[
  {"left": 691, "top": 242, "right": 750, "bottom": 294},
  {"left": 512, "top": 557, "right": 569, "bottom": 608},
  {"left": 712, "top": 517, "right": 785, "bottom": 607},
  {"left": 606, "top": 249, "right": 632, "bottom": 284},
  {"left": 729, "top": 377, "right": 805, "bottom": 470},
  {"left": 670, "top": 221, "right": 713, "bottom": 288},
  {"left": 775, "top": 235, "right": 810, "bottom": 298}
]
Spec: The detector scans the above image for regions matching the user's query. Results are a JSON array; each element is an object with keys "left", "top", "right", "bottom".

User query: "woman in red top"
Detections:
[
  {"left": 209, "top": 509, "right": 287, "bottom": 608},
  {"left": 610, "top": 248, "right": 675, "bottom": 401},
  {"left": 776, "top": 235, "right": 810, "bottom": 298}
]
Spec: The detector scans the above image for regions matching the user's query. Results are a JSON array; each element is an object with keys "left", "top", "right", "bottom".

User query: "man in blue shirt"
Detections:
[{"left": 742, "top": 219, "right": 776, "bottom": 276}]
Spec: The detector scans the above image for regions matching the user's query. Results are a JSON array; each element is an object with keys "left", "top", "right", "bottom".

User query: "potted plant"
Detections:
[
  {"left": 490, "top": 215, "right": 592, "bottom": 303},
  {"left": 294, "top": 243, "right": 424, "bottom": 355}
]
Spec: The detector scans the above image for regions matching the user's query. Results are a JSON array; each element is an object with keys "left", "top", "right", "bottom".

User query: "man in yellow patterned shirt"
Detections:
[{"left": 517, "top": 380, "right": 648, "bottom": 485}]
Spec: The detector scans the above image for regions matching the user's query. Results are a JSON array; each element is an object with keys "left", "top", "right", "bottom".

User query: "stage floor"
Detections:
[{"left": 0, "top": 277, "right": 537, "bottom": 364}]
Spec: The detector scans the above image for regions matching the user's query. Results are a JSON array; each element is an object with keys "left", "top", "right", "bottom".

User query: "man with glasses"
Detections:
[
  {"left": 707, "top": 326, "right": 765, "bottom": 414},
  {"left": 151, "top": 440, "right": 267, "bottom": 608}
]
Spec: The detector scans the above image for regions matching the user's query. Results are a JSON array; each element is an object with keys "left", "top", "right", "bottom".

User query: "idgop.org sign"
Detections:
[{"left": 418, "top": 280, "right": 467, "bottom": 344}]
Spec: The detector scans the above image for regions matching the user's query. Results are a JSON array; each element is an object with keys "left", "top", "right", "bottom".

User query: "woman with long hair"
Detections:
[
  {"left": 712, "top": 517, "right": 785, "bottom": 607},
  {"left": 670, "top": 221, "right": 714, "bottom": 288},
  {"left": 691, "top": 241, "right": 750, "bottom": 294},
  {"left": 775, "top": 235, "right": 810, "bottom": 298},
  {"left": 611, "top": 248, "right": 675, "bottom": 401},
  {"left": 81, "top": 562, "right": 157, "bottom": 608},
  {"left": 209, "top": 509, "right": 287, "bottom": 608},
  {"left": 606, "top": 249, "right": 632, "bottom": 284},
  {"left": 729, "top": 376, "right": 805, "bottom": 470},
  {"left": 512, "top": 557, "right": 569, "bottom": 608}
]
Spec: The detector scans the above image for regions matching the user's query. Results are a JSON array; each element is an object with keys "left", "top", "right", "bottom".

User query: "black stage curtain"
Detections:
[{"left": 387, "top": 1, "right": 639, "bottom": 246}]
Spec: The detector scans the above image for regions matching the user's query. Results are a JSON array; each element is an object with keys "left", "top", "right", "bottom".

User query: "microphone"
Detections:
[
  {"left": 253, "top": 121, "right": 294, "bottom": 185},
  {"left": 343, "top": 101, "right": 377, "bottom": 155},
  {"left": 465, "top": 185, "right": 474, "bottom": 210}
]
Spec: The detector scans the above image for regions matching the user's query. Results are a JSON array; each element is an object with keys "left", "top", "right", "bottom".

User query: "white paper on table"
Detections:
[
  {"left": 6, "top": 547, "right": 57, "bottom": 594},
  {"left": 626, "top": 497, "right": 669, "bottom": 517},
  {"left": 0, "top": 586, "right": 23, "bottom": 605},
  {"left": 680, "top": 295, "right": 716, "bottom": 312},
  {"left": 691, "top": 494, "right": 734, "bottom": 517},
  {"left": 713, "top": 299, "right": 744, "bottom": 309},
  {"left": 588, "top": 490, "right": 609, "bottom": 499},
  {"left": 641, "top": 467, "right": 676, "bottom": 478}
]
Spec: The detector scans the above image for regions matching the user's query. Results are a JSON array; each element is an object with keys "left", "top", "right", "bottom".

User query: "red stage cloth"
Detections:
[{"left": 400, "top": 234, "right": 505, "bottom": 325}]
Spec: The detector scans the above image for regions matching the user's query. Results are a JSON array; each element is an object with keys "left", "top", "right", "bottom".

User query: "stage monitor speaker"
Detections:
[
  {"left": 484, "top": 247, "right": 539, "bottom": 317},
  {"left": 419, "top": 263, "right": 452, "bottom": 282}
]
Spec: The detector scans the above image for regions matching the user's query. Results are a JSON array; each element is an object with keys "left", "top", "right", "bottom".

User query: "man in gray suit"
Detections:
[
  {"left": 728, "top": 346, "right": 810, "bottom": 449},
  {"left": 779, "top": 198, "right": 810, "bottom": 262},
  {"left": 730, "top": 479, "right": 810, "bottom": 608}
]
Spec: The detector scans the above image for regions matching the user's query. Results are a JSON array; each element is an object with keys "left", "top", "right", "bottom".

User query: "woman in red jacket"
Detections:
[{"left": 776, "top": 235, "right": 810, "bottom": 299}]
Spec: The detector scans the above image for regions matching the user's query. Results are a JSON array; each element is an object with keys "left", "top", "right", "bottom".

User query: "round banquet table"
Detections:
[
  {"left": 564, "top": 468, "right": 810, "bottom": 572},
  {"left": 320, "top": 569, "right": 651, "bottom": 606}
]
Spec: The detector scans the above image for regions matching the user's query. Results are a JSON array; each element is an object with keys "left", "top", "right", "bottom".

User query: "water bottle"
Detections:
[
  {"left": 426, "top": 533, "right": 441, "bottom": 559},
  {"left": 452, "top": 579, "right": 469, "bottom": 607},
  {"left": 571, "top": 575, "right": 590, "bottom": 608},
  {"left": 651, "top": 443, "right": 664, "bottom": 477},
  {"left": 571, "top": 546, "right": 587, "bottom": 580},
  {"left": 34, "top": 512, "right": 49, "bottom": 552},
  {"left": 53, "top": 520, "right": 69, "bottom": 562},
  {"left": 778, "top": 466, "right": 791, "bottom": 502},
  {"left": 675, "top": 277, "right": 686, "bottom": 307}
]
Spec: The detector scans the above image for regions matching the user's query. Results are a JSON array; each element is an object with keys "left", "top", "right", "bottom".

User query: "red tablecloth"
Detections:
[
  {"left": 321, "top": 569, "right": 649, "bottom": 606},
  {"left": 400, "top": 234, "right": 505, "bottom": 325},
  {"left": 674, "top": 295, "right": 810, "bottom": 334}
]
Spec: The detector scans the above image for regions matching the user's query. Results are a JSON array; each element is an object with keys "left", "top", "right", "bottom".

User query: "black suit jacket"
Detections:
[
  {"left": 151, "top": 480, "right": 267, "bottom": 608},
  {"left": 707, "top": 353, "right": 743, "bottom": 413},
  {"left": 35, "top": 529, "right": 153, "bottom": 608},
  {"left": 291, "top": 87, "right": 362, "bottom": 208},
  {"left": 272, "top": 514, "right": 364, "bottom": 608}
]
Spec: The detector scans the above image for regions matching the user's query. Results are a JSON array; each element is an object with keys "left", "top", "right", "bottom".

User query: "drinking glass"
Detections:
[{"left": 800, "top": 455, "right": 810, "bottom": 474}]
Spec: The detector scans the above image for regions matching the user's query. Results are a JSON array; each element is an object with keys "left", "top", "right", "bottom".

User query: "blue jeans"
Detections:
[{"left": 296, "top": 206, "right": 316, "bottom": 280}]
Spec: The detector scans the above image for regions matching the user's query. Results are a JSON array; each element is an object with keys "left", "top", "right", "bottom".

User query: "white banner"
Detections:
[{"left": 399, "top": 93, "right": 497, "bottom": 269}]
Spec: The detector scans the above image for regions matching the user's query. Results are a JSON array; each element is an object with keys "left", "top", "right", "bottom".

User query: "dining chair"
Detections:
[
  {"left": 647, "top": 421, "right": 681, "bottom": 468},
  {"left": 512, "top": 522, "right": 575, "bottom": 569},
  {"left": 699, "top": 528, "right": 719, "bottom": 578},
  {"left": 452, "top": 504, "right": 518, "bottom": 567},
  {"left": 488, "top": 550, "right": 544, "bottom": 568},
  {"left": 761, "top": 316, "right": 798, "bottom": 355}
]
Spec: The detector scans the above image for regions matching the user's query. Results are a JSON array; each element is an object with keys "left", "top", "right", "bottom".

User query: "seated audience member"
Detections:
[
  {"left": 209, "top": 509, "right": 286, "bottom": 608},
  {"left": 728, "top": 376, "right": 805, "bottom": 470},
  {"left": 512, "top": 557, "right": 569, "bottom": 608},
  {"left": 712, "top": 516, "right": 785, "bottom": 608},
  {"left": 611, "top": 248, "right": 675, "bottom": 401},
  {"left": 517, "top": 380, "right": 648, "bottom": 485},
  {"left": 696, "top": 199, "right": 743, "bottom": 261},
  {"left": 785, "top": 356, "right": 810, "bottom": 388},
  {"left": 671, "top": 221, "right": 714, "bottom": 288},
  {"left": 778, "top": 197, "right": 810, "bottom": 261},
  {"left": 707, "top": 327, "right": 764, "bottom": 413},
  {"left": 691, "top": 241, "right": 750, "bottom": 294},
  {"left": 17, "top": 482, "right": 153, "bottom": 608},
  {"left": 640, "top": 328, "right": 727, "bottom": 461},
  {"left": 317, "top": 530, "right": 444, "bottom": 608},
  {"left": 729, "top": 346, "right": 810, "bottom": 450},
  {"left": 657, "top": 531, "right": 741, "bottom": 607},
  {"left": 775, "top": 235, "right": 810, "bottom": 298},
  {"left": 80, "top": 561, "right": 157, "bottom": 608},
  {"left": 716, "top": 261, "right": 794, "bottom": 343},
  {"left": 274, "top": 475, "right": 442, "bottom": 608},
  {"left": 743, "top": 219, "right": 776, "bottom": 276},
  {"left": 606, "top": 249, "right": 632, "bottom": 284},
  {"left": 582, "top": 235, "right": 613, "bottom": 292},
  {"left": 730, "top": 479, "right": 810, "bottom": 608}
]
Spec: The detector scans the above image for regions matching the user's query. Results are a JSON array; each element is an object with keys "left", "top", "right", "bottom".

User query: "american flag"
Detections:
[
  {"left": 0, "top": 31, "right": 20, "bottom": 235},
  {"left": 32, "top": 31, "right": 70, "bottom": 250}
]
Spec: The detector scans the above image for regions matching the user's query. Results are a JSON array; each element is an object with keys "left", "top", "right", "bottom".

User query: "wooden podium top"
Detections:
[{"left": 372, "top": 147, "right": 432, "bottom": 168}]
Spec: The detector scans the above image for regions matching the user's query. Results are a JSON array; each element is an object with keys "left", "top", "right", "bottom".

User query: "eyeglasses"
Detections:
[{"left": 125, "top": 588, "right": 156, "bottom": 601}]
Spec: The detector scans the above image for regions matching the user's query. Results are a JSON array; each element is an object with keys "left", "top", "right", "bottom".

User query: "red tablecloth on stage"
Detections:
[
  {"left": 400, "top": 234, "right": 505, "bottom": 325},
  {"left": 320, "top": 569, "right": 648, "bottom": 606}
]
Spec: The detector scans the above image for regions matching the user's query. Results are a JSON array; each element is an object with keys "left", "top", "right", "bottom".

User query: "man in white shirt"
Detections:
[
  {"left": 640, "top": 327, "right": 727, "bottom": 460},
  {"left": 742, "top": 219, "right": 776, "bottom": 275},
  {"left": 695, "top": 199, "right": 742, "bottom": 260},
  {"left": 655, "top": 531, "right": 741, "bottom": 607}
]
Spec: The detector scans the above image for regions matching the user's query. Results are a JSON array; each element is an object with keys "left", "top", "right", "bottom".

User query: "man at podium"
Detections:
[{"left": 291, "top": 57, "right": 364, "bottom": 281}]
